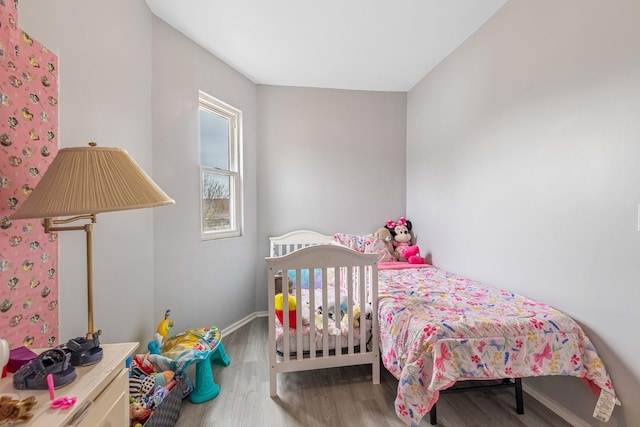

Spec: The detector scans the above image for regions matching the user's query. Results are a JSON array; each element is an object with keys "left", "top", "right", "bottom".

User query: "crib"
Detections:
[{"left": 266, "top": 231, "right": 380, "bottom": 396}]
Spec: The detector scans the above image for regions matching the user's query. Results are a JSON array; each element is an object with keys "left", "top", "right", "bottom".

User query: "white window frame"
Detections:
[{"left": 199, "top": 91, "right": 243, "bottom": 240}]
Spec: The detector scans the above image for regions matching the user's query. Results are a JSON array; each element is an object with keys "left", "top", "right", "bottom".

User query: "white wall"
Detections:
[
  {"left": 18, "top": 1, "right": 259, "bottom": 342},
  {"left": 150, "top": 17, "right": 259, "bottom": 333},
  {"left": 407, "top": 0, "right": 640, "bottom": 425},
  {"left": 18, "top": 0, "right": 157, "bottom": 344},
  {"left": 256, "top": 85, "right": 407, "bottom": 311}
]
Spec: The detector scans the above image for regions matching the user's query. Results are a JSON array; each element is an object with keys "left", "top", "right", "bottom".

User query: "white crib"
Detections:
[{"left": 266, "top": 231, "right": 380, "bottom": 396}]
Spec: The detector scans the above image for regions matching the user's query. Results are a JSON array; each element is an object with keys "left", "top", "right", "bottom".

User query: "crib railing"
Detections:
[
  {"left": 269, "top": 230, "right": 334, "bottom": 257},
  {"left": 266, "top": 244, "right": 379, "bottom": 396}
]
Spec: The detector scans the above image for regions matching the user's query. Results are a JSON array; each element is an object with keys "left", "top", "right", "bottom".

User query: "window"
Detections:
[{"left": 199, "top": 91, "right": 242, "bottom": 239}]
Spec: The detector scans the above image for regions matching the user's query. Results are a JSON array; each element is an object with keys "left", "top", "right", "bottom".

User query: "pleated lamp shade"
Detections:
[{"left": 11, "top": 143, "right": 174, "bottom": 219}]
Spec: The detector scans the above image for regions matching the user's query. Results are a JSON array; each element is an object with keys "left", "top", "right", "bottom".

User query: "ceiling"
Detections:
[{"left": 145, "top": 0, "right": 508, "bottom": 92}]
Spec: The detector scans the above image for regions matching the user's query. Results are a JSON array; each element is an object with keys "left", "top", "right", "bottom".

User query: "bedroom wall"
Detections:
[
  {"left": 256, "top": 85, "right": 407, "bottom": 311},
  {"left": 18, "top": 1, "right": 260, "bottom": 340},
  {"left": 406, "top": 0, "right": 640, "bottom": 425},
  {"left": 150, "top": 17, "right": 259, "bottom": 333},
  {"left": 17, "top": 0, "right": 158, "bottom": 344}
]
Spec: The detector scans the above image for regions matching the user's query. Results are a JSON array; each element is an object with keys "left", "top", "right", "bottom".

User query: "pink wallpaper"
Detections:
[{"left": 0, "top": 0, "right": 59, "bottom": 349}]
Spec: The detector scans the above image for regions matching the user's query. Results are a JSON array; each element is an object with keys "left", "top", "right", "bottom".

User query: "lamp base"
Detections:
[{"left": 62, "top": 332, "right": 103, "bottom": 367}]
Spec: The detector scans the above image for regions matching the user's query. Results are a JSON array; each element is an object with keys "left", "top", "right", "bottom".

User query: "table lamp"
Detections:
[{"left": 10, "top": 142, "right": 174, "bottom": 365}]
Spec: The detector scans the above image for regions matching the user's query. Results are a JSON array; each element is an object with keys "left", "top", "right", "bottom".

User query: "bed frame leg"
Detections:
[
  {"left": 515, "top": 378, "right": 524, "bottom": 414},
  {"left": 429, "top": 404, "right": 437, "bottom": 425}
]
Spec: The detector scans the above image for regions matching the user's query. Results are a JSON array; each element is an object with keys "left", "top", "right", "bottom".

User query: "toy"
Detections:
[
  {"left": 374, "top": 227, "right": 405, "bottom": 262},
  {"left": 341, "top": 305, "right": 361, "bottom": 328},
  {"left": 154, "top": 370, "right": 175, "bottom": 387},
  {"left": 129, "top": 373, "right": 156, "bottom": 401},
  {"left": 301, "top": 301, "right": 311, "bottom": 326},
  {"left": 364, "top": 301, "right": 373, "bottom": 320},
  {"left": 274, "top": 273, "right": 293, "bottom": 295},
  {"left": 274, "top": 293, "right": 297, "bottom": 327},
  {"left": 0, "top": 395, "right": 36, "bottom": 424},
  {"left": 314, "top": 310, "right": 324, "bottom": 330},
  {"left": 129, "top": 400, "right": 151, "bottom": 425},
  {"left": 385, "top": 217, "right": 425, "bottom": 264},
  {"left": 319, "top": 295, "right": 348, "bottom": 320},
  {"left": 156, "top": 309, "right": 174, "bottom": 342}
]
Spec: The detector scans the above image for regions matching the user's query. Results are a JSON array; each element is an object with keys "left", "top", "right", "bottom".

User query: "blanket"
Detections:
[{"left": 377, "top": 265, "right": 616, "bottom": 426}]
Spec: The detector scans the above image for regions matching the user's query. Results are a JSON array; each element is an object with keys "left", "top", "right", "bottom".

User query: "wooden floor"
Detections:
[{"left": 174, "top": 317, "right": 572, "bottom": 427}]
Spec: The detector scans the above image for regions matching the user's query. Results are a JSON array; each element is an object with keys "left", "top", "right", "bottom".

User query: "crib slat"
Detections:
[
  {"left": 322, "top": 269, "right": 329, "bottom": 357},
  {"left": 346, "top": 265, "right": 354, "bottom": 354},
  {"left": 334, "top": 265, "right": 342, "bottom": 353},
  {"left": 295, "top": 268, "right": 303, "bottom": 361},
  {"left": 283, "top": 268, "right": 290, "bottom": 362},
  {"left": 309, "top": 268, "right": 316, "bottom": 358},
  {"left": 358, "top": 266, "right": 364, "bottom": 353}
]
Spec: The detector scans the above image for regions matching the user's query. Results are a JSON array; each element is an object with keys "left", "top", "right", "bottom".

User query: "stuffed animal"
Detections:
[
  {"left": 342, "top": 305, "right": 361, "bottom": 328},
  {"left": 374, "top": 227, "right": 406, "bottom": 262},
  {"left": 129, "top": 401, "right": 151, "bottom": 425},
  {"left": 314, "top": 310, "right": 324, "bottom": 330},
  {"left": 364, "top": 301, "right": 373, "bottom": 320},
  {"left": 275, "top": 293, "right": 297, "bottom": 327},
  {"left": 319, "top": 295, "right": 349, "bottom": 320},
  {"left": 301, "top": 301, "right": 311, "bottom": 326},
  {"left": 385, "top": 217, "right": 425, "bottom": 264},
  {"left": 0, "top": 396, "right": 36, "bottom": 424},
  {"left": 274, "top": 273, "right": 293, "bottom": 295}
]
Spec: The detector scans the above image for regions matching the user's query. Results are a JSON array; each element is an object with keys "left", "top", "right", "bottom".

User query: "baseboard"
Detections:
[
  {"left": 523, "top": 382, "right": 591, "bottom": 427},
  {"left": 221, "top": 311, "right": 267, "bottom": 336}
]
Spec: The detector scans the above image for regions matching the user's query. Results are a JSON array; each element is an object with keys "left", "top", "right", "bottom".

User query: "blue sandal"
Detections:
[
  {"left": 60, "top": 332, "right": 103, "bottom": 366},
  {"left": 13, "top": 348, "right": 76, "bottom": 390}
]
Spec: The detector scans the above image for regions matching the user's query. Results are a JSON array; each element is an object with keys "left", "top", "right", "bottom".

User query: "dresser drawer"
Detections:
[{"left": 77, "top": 367, "right": 129, "bottom": 427}]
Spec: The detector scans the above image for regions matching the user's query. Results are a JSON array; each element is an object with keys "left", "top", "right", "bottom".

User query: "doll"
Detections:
[{"left": 385, "top": 217, "right": 424, "bottom": 264}]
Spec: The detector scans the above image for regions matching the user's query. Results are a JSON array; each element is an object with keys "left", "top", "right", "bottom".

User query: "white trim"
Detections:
[
  {"left": 220, "top": 312, "right": 260, "bottom": 337},
  {"left": 198, "top": 90, "right": 243, "bottom": 240},
  {"left": 522, "top": 382, "right": 591, "bottom": 427}
]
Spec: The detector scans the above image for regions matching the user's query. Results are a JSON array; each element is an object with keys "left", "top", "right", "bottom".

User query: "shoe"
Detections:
[
  {"left": 60, "top": 332, "right": 103, "bottom": 366},
  {"left": 13, "top": 348, "right": 76, "bottom": 390}
]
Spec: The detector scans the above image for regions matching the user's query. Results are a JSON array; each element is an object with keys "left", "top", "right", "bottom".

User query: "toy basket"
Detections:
[{"left": 142, "top": 377, "right": 186, "bottom": 427}]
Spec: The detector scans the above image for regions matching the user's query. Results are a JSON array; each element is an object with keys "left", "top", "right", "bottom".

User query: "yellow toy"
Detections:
[
  {"left": 156, "top": 309, "right": 174, "bottom": 341},
  {"left": 274, "top": 293, "right": 296, "bottom": 311},
  {"left": 342, "top": 305, "right": 361, "bottom": 328}
]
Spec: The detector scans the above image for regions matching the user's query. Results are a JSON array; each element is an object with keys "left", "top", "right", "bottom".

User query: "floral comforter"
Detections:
[{"left": 378, "top": 265, "right": 616, "bottom": 426}]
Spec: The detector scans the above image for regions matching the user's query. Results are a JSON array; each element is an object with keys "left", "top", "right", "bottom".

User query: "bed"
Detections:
[
  {"left": 266, "top": 231, "right": 380, "bottom": 398},
  {"left": 267, "top": 230, "right": 618, "bottom": 426}
]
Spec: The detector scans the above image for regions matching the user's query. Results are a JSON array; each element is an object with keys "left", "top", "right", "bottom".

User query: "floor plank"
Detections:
[{"left": 174, "top": 317, "right": 572, "bottom": 427}]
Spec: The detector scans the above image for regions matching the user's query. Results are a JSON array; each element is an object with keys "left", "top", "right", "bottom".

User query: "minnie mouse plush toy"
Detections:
[{"left": 385, "top": 217, "right": 425, "bottom": 264}]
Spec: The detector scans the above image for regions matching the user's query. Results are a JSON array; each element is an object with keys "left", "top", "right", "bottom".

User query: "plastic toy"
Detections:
[
  {"left": 156, "top": 309, "right": 174, "bottom": 342},
  {"left": 274, "top": 293, "right": 297, "bottom": 327}
]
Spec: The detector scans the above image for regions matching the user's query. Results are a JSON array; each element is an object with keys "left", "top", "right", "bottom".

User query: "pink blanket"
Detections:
[{"left": 378, "top": 265, "right": 616, "bottom": 426}]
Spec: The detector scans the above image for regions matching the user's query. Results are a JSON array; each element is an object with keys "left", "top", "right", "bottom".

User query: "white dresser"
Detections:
[{"left": 0, "top": 342, "right": 138, "bottom": 427}]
